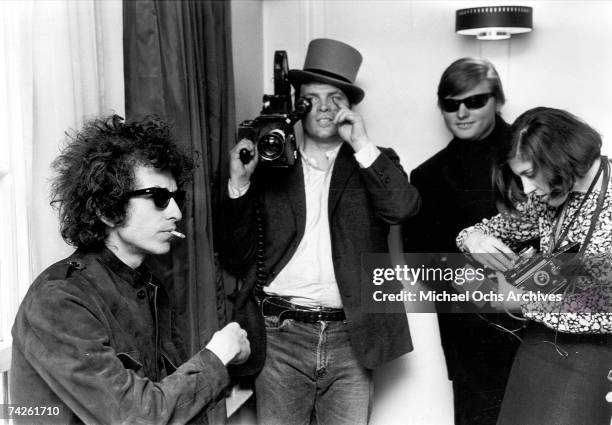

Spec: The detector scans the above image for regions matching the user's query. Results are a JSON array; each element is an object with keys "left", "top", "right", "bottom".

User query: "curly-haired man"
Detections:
[{"left": 10, "top": 115, "right": 250, "bottom": 424}]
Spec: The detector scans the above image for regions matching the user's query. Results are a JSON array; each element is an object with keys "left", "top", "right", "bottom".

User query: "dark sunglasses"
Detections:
[
  {"left": 440, "top": 93, "right": 494, "bottom": 113},
  {"left": 126, "top": 187, "right": 186, "bottom": 209}
]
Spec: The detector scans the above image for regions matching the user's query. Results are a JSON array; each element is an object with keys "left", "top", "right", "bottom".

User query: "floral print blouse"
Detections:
[{"left": 457, "top": 171, "right": 612, "bottom": 334}]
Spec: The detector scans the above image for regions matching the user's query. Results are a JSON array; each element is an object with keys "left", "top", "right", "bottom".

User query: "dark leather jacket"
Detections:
[{"left": 10, "top": 248, "right": 229, "bottom": 424}]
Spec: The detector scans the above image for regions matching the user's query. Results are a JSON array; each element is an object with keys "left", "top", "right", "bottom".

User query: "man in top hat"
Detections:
[{"left": 221, "top": 38, "right": 420, "bottom": 424}]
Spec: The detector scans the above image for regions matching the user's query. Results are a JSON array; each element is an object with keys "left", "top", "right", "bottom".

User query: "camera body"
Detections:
[
  {"left": 238, "top": 51, "right": 311, "bottom": 168},
  {"left": 504, "top": 242, "right": 579, "bottom": 294}
]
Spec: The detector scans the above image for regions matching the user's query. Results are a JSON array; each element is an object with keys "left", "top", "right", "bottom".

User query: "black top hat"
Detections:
[{"left": 289, "top": 38, "right": 365, "bottom": 105}]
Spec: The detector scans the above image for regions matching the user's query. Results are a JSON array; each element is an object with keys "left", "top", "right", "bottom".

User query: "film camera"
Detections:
[
  {"left": 238, "top": 51, "right": 312, "bottom": 168},
  {"left": 504, "top": 241, "right": 580, "bottom": 294}
]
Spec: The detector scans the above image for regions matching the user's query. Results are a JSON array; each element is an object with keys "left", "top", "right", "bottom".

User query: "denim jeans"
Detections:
[{"left": 255, "top": 315, "right": 372, "bottom": 425}]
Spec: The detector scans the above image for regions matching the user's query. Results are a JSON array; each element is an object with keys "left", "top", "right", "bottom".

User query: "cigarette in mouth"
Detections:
[{"left": 170, "top": 230, "right": 186, "bottom": 239}]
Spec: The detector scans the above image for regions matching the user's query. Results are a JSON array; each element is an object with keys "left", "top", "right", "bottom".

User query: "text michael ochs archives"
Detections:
[{"left": 361, "top": 253, "right": 564, "bottom": 314}]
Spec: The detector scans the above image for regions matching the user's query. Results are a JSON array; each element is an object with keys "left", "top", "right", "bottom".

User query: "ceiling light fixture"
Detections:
[{"left": 456, "top": 6, "right": 533, "bottom": 40}]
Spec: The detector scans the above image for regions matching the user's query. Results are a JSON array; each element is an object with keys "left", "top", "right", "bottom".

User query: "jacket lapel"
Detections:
[
  {"left": 328, "top": 143, "right": 358, "bottom": 217},
  {"left": 285, "top": 158, "right": 307, "bottom": 240}
]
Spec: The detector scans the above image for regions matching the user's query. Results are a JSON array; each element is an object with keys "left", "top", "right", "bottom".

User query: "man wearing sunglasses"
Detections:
[
  {"left": 403, "top": 58, "right": 522, "bottom": 425},
  {"left": 10, "top": 115, "right": 250, "bottom": 424}
]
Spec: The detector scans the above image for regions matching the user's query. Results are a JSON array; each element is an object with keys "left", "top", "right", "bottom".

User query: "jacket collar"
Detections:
[
  {"left": 286, "top": 156, "right": 307, "bottom": 239},
  {"left": 329, "top": 142, "right": 358, "bottom": 215},
  {"left": 96, "top": 247, "right": 153, "bottom": 288}
]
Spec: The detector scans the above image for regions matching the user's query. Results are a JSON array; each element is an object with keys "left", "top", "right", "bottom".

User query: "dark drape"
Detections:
[{"left": 123, "top": 0, "right": 235, "bottom": 421}]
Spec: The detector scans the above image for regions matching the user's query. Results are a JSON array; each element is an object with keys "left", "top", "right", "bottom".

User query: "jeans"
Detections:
[{"left": 255, "top": 315, "right": 372, "bottom": 425}]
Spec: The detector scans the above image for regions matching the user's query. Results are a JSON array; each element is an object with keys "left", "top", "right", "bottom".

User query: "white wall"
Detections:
[
  {"left": 228, "top": 1, "right": 612, "bottom": 424},
  {"left": 231, "top": 0, "right": 264, "bottom": 123}
]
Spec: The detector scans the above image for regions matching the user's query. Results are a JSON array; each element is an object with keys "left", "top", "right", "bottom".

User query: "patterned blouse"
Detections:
[{"left": 457, "top": 168, "right": 612, "bottom": 334}]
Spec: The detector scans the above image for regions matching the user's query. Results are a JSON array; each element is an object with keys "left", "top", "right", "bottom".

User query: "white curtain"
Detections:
[
  {"left": 0, "top": 1, "right": 34, "bottom": 349},
  {"left": 0, "top": 0, "right": 124, "bottom": 349}
]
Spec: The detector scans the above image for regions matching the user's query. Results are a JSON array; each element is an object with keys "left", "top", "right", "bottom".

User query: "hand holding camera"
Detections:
[
  {"left": 504, "top": 241, "right": 579, "bottom": 294},
  {"left": 464, "top": 230, "right": 580, "bottom": 296},
  {"left": 230, "top": 139, "right": 259, "bottom": 188},
  {"left": 463, "top": 231, "right": 518, "bottom": 272}
]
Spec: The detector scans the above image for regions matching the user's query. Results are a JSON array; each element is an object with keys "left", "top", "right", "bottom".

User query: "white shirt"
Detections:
[{"left": 229, "top": 142, "right": 380, "bottom": 308}]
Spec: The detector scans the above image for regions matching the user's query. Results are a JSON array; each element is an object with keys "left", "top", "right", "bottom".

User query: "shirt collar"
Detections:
[
  {"left": 98, "top": 247, "right": 153, "bottom": 288},
  {"left": 299, "top": 143, "right": 342, "bottom": 171}
]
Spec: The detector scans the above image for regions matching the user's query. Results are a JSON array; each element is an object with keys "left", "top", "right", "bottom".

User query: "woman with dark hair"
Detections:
[
  {"left": 404, "top": 57, "right": 520, "bottom": 425},
  {"left": 458, "top": 107, "right": 611, "bottom": 425}
]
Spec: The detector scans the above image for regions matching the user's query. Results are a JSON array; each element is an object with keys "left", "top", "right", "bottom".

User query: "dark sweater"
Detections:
[
  {"left": 403, "top": 116, "right": 521, "bottom": 425},
  {"left": 404, "top": 116, "right": 509, "bottom": 254}
]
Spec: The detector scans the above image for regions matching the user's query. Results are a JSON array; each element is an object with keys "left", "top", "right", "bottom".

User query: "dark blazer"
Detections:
[{"left": 221, "top": 143, "right": 420, "bottom": 375}]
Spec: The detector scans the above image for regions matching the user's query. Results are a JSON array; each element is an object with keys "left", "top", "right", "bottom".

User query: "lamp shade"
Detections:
[{"left": 456, "top": 6, "right": 533, "bottom": 40}]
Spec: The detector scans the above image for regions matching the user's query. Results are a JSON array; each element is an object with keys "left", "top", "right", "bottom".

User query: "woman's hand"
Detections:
[
  {"left": 463, "top": 231, "right": 518, "bottom": 272},
  {"left": 493, "top": 271, "right": 525, "bottom": 312}
]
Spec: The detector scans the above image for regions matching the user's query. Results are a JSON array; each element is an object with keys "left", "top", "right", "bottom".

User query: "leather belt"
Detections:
[{"left": 261, "top": 296, "right": 346, "bottom": 323}]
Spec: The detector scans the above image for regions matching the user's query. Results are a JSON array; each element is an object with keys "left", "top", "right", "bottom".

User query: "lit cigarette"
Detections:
[{"left": 170, "top": 230, "right": 186, "bottom": 239}]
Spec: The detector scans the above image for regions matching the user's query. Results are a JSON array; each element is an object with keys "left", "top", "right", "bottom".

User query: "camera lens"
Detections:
[{"left": 258, "top": 129, "right": 285, "bottom": 161}]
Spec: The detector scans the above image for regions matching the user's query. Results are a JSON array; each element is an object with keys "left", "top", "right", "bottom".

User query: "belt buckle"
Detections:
[{"left": 310, "top": 305, "right": 322, "bottom": 322}]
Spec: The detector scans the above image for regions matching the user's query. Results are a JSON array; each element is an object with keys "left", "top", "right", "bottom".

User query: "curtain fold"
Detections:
[{"left": 123, "top": 2, "right": 235, "bottom": 421}]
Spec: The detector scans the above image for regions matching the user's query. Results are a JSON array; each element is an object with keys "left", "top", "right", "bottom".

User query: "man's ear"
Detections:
[{"left": 495, "top": 100, "right": 504, "bottom": 114}]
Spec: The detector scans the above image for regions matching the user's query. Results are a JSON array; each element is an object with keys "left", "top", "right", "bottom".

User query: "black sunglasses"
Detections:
[
  {"left": 126, "top": 187, "right": 186, "bottom": 209},
  {"left": 440, "top": 93, "right": 494, "bottom": 113}
]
